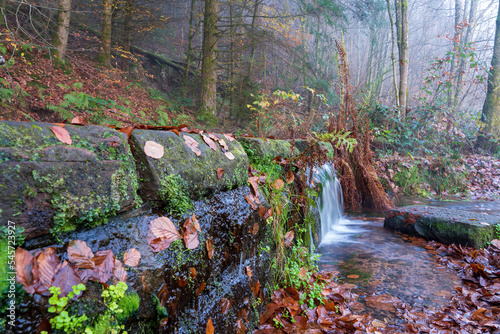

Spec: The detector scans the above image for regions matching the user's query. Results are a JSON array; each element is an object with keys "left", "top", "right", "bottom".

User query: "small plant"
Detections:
[
  {"left": 47, "top": 284, "right": 89, "bottom": 333},
  {"left": 159, "top": 174, "right": 193, "bottom": 216}
]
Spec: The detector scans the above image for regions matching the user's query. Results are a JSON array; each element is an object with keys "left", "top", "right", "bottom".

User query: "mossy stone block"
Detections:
[
  {"left": 131, "top": 130, "right": 248, "bottom": 201},
  {"left": 384, "top": 205, "right": 500, "bottom": 248},
  {"left": 0, "top": 121, "right": 141, "bottom": 239},
  {"left": 294, "top": 140, "right": 334, "bottom": 159},
  {"left": 238, "top": 137, "right": 298, "bottom": 163}
]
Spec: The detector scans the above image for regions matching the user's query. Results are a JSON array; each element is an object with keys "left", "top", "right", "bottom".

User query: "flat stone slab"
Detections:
[
  {"left": 131, "top": 130, "right": 248, "bottom": 201},
  {"left": 384, "top": 205, "right": 500, "bottom": 248},
  {"left": 0, "top": 121, "right": 140, "bottom": 239}
]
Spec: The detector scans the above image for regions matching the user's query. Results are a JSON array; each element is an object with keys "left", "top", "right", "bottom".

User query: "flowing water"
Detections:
[{"left": 314, "top": 165, "right": 464, "bottom": 320}]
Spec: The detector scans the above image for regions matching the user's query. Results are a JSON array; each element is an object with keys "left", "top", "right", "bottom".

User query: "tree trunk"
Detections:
[
  {"left": 198, "top": 0, "right": 218, "bottom": 115},
  {"left": 0, "top": 0, "right": 7, "bottom": 27},
  {"left": 52, "top": 0, "right": 72, "bottom": 61},
  {"left": 247, "top": 0, "right": 260, "bottom": 78},
  {"left": 394, "top": 0, "right": 408, "bottom": 115},
  {"left": 121, "top": 0, "right": 133, "bottom": 72},
  {"left": 475, "top": 2, "right": 500, "bottom": 153},
  {"left": 448, "top": 0, "right": 463, "bottom": 107},
  {"left": 101, "top": 0, "right": 113, "bottom": 68},
  {"left": 182, "top": 0, "right": 196, "bottom": 98}
]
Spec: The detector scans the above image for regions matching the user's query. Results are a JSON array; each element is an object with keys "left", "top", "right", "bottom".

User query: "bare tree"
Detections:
[{"left": 52, "top": 0, "right": 72, "bottom": 61}]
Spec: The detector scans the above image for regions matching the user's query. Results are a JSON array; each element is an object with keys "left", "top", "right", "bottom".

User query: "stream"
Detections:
[{"left": 314, "top": 165, "right": 500, "bottom": 323}]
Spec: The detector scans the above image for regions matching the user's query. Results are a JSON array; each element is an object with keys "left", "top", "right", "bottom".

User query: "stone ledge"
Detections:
[{"left": 384, "top": 205, "right": 500, "bottom": 248}]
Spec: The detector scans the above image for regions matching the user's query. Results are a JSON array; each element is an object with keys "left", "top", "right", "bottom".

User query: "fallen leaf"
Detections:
[
  {"left": 51, "top": 126, "right": 72, "bottom": 145},
  {"left": 147, "top": 217, "right": 181, "bottom": 252},
  {"left": 184, "top": 217, "right": 200, "bottom": 250},
  {"left": 144, "top": 141, "right": 165, "bottom": 159},
  {"left": 190, "top": 267, "right": 197, "bottom": 279},
  {"left": 286, "top": 170, "right": 295, "bottom": 184},
  {"left": 219, "top": 139, "right": 228, "bottom": 150},
  {"left": 251, "top": 280, "right": 260, "bottom": 296},
  {"left": 52, "top": 264, "right": 82, "bottom": 297},
  {"left": 224, "top": 151, "right": 235, "bottom": 160},
  {"left": 191, "top": 214, "right": 201, "bottom": 232},
  {"left": 67, "top": 240, "right": 95, "bottom": 269},
  {"left": 208, "top": 133, "right": 220, "bottom": 141},
  {"left": 206, "top": 238, "right": 214, "bottom": 260},
  {"left": 36, "top": 247, "right": 60, "bottom": 295},
  {"left": 284, "top": 230, "right": 294, "bottom": 248},
  {"left": 263, "top": 208, "right": 273, "bottom": 220},
  {"left": 196, "top": 282, "right": 206, "bottom": 295},
  {"left": 92, "top": 250, "right": 115, "bottom": 283},
  {"left": 271, "top": 179, "right": 285, "bottom": 191},
  {"left": 123, "top": 248, "right": 141, "bottom": 267},
  {"left": 249, "top": 223, "right": 259, "bottom": 236},
  {"left": 15, "top": 247, "right": 37, "bottom": 294},
  {"left": 246, "top": 266, "right": 253, "bottom": 278},
  {"left": 206, "top": 317, "right": 214, "bottom": 334},
  {"left": 248, "top": 176, "right": 260, "bottom": 196},
  {"left": 71, "top": 116, "right": 87, "bottom": 125},
  {"left": 184, "top": 135, "right": 201, "bottom": 156},
  {"left": 235, "top": 319, "right": 246, "bottom": 334},
  {"left": 347, "top": 274, "right": 359, "bottom": 279},
  {"left": 298, "top": 267, "right": 308, "bottom": 279},
  {"left": 223, "top": 133, "right": 235, "bottom": 142},
  {"left": 216, "top": 168, "right": 225, "bottom": 180},
  {"left": 202, "top": 134, "right": 218, "bottom": 151},
  {"left": 113, "top": 259, "right": 127, "bottom": 282},
  {"left": 244, "top": 194, "right": 260, "bottom": 210},
  {"left": 220, "top": 298, "right": 233, "bottom": 314}
]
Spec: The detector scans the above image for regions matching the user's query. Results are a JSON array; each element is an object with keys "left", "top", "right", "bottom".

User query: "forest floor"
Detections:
[{"left": 256, "top": 237, "right": 500, "bottom": 334}]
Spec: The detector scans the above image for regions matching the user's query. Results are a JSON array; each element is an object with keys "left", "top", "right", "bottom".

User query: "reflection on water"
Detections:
[{"left": 318, "top": 217, "right": 461, "bottom": 320}]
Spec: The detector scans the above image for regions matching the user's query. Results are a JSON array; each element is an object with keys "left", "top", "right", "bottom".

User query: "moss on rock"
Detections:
[{"left": 238, "top": 137, "right": 299, "bottom": 164}]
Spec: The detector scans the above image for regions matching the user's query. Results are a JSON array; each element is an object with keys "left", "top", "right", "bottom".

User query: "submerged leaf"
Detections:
[
  {"left": 52, "top": 264, "right": 82, "bottom": 297},
  {"left": 183, "top": 217, "right": 200, "bottom": 250},
  {"left": 67, "top": 240, "right": 94, "bottom": 269},
  {"left": 114, "top": 259, "right": 127, "bottom": 282},
  {"left": 15, "top": 247, "right": 37, "bottom": 294},
  {"left": 148, "top": 217, "right": 181, "bottom": 252},
  {"left": 123, "top": 248, "right": 141, "bottom": 267},
  {"left": 36, "top": 247, "right": 60, "bottom": 295}
]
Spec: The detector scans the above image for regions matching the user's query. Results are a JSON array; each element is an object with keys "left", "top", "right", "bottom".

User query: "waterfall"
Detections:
[{"left": 314, "top": 163, "right": 362, "bottom": 245}]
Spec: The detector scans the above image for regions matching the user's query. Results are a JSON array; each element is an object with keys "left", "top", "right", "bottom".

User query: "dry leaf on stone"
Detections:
[
  {"left": 224, "top": 151, "right": 235, "bottom": 160},
  {"left": 51, "top": 126, "right": 72, "bottom": 145},
  {"left": 71, "top": 116, "right": 87, "bottom": 125},
  {"left": 144, "top": 141, "right": 165, "bottom": 159},
  {"left": 191, "top": 214, "right": 201, "bottom": 232},
  {"left": 202, "top": 134, "right": 218, "bottom": 151},
  {"left": 184, "top": 135, "right": 201, "bottom": 156},
  {"left": 223, "top": 133, "right": 235, "bottom": 142},
  {"left": 219, "top": 139, "right": 229, "bottom": 151},
  {"left": 220, "top": 298, "right": 233, "bottom": 314},
  {"left": 123, "top": 248, "right": 141, "bottom": 267},
  {"left": 216, "top": 168, "right": 225, "bottom": 180},
  {"left": 208, "top": 133, "right": 220, "bottom": 141},
  {"left": 67, "top": 240, "right": 94, "bottom": 269}
]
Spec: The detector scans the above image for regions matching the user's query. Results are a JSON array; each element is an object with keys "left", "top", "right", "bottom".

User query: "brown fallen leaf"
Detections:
[
  {"left": 220, "top": 298, "right": 233, "bottom": 314},
  {"left": 202, "top": 134, "right": 218, "bottom": 151},
  {"left": 347, "top": 274, "right": 359, "bottom": 279},
  {"left": 147, "top": 217, "right": 182, "bottom": 252},
  {"left": 15, "top": 247, "right": 38, "bottom": 294},
  {"left": 191, "top": 214, "right": 201, "bottom": 232},
  {"left": 123, "top": 248, "right": 141, "bottom": 267},
  {"left": 206, "top": 317, "right": 214, "bottom": 334},
  {"left": 113, "top": 259, "right": 127, "bottom": 282},
  {"left": 190, "top": 267, "right": 197, "bottom": 279},
  {"left": 284, "top": 230, "right": 294, "bottom": 248},
  {"left": 36, "top": 247, "right": 60, "bottom": 295},
  {"left": 183, "top": 217, "right": 200, "bottom": 250},
  {"left": 249, "top": 223, "right": 259, "bottom": 236},
  {"left": 216, "top": 168, "right": 225, "bottom": 180},
  {"left": 206, "top": 238, "right": 214, "bottom": 260},
  {"left": 92, "top": 250, "right": 115, "bottom": 284},
  {"left": 51, "top": 126, "right": 72, "bottom": 145},
  {"left": 67, "top": 240, "right": 95, "bottom": 269},
  {"left": 196, "top": 282, "right": 206, "bottom": 295},
  {"left": 244, "top": 194, "right": 260, "bottom": 210},
  {"left": 184, "top": 135, "right": 201, "bottom": 156},
  {"left": 271, "top": 179, "right": 285, "bottom": 191},
  {"left": 223, "top": 133, "right": 235, "bottom": 142},
  {"left": 224, "top": 151, "right": 235, "bottom": 160},
  {"left": 286, "top": 170, "right": 295, "bottom": 184},
  {"left": 246, "top": 266, "right": 253, "bottom": 278},
  {"left": 52, "top": 264, "right": 82, "bottom": 297},
  {"left": 219, "top": 139, "right": 229, "bottom": 150},
  {"left": 71, "top": 116, "right": 87, "bottom": 125},
  {"left": 144, "top": 141, "right": 165, "bottom": 159}
]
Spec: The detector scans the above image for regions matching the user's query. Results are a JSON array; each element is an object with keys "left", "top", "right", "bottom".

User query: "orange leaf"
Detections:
[
  {"left": 70, "top": 116, "right": 88, "bottom": 125},
  {"left": 51, "top": 126, "right": 72, "bottom": 145},
  {"left": 286, "top": 170, "right": 295, "bottom": 184},
  {"left": 248, "top": 176, "right": 260, "bottom": 196},
  {"left": 144, "top": 141, "right": 165, "bottom": 159},
  {"left": 223, "top": 133, "right": 235, "bottom": 142},
  {"left": 206, "top": 317, "right": 214, "bottom": 334},
  {"left": 218, "top": 139, "right": 228, "bottom": 150},
  {"left": 36, "top": 247, "right": 60, "bottom": 295},
  {"left": 123, "top": 248, "right": 141, "bottom": 267},
  {"left": 216, "top": 168, "right": 225, "bottom": 181},
  {"left": 190, "top": 267, "right": 197, "bottom": 279},
  {"left": 251, "top": 280, "right": 260, "bottom": 296},
  {"left": 52, "top": 263, "right": 82, "bottom": 297},
  {"left": 191, "top": 214, "right": 201, "bottom": 232},
  {"left": 298, "top": 267, "right": 308, "bottom": 279},
  {"left": 67, "top": 240, "right": 95, "bottom": 269},
  {"left": 249, "top": 223, "right": 259, "bottom": 236},
  {"left": 347, "top": 274, "right": 359, "bottom": 279},
  {"left": 206, "top": 238, "right": 214, "bottom": 260},
  {"left": 196, "top": 282, "right": 206, "bottom": 296},
  {"left": 246, "top": 266, "right": 253, "bottom": 278},
  {"left": 92, "top": 250, "right": 115, "bottom": 283},
  {"left": 263, "top": 208, "right": 273, "bottom": 220}
]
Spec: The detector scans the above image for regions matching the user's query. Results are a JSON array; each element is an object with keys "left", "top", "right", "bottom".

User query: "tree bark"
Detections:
[
  {"left": 52, "top": 0, "right": 72, "bottom": 61},
  {"left": 394, "top": 0, "right": 408, "bottom": 115},
  {"left": 121, "top": 0, "right": 133, "bottom": 72},
  {"left": 101, "top": 0, "right": 113, "bottom": 69},
  {"left": 475, "top": 2, "right": 500, "bottom": 153},
  {"left": 198, "top": 0, "right": 218, "bottom": 116},
  {"left": 0, "top": 0, "right": 7, "bottom": 27},
  {"left": 182, "top": 0, "right": 197, "bottom": 98},
  {"left": 448, "top": 0, "right": 463, "bottom": 107}
]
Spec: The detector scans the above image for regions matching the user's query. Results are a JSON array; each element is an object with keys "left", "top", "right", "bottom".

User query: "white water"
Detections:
[{"left": 314, "top": 163, "right": 365, "bottom": 245}]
